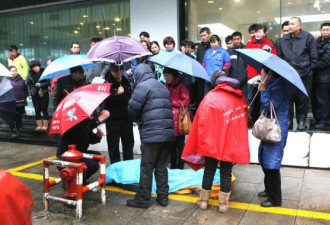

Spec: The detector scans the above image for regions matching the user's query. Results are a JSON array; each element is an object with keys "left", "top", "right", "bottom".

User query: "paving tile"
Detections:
[
  {"left": 302, "top": 170, "right": 330, "bottom": 191},
  {"left": 231, "top": 181, "right": 260, "bottom": 203},
  {"left": 183, "top": 207, "right": 244, "bottom": 225},
  {"left": 239, "top": 210, "right": 296, "bottom": 225},
  {"left": 299, "top": 187, "right": 330, "bottom": 213}
]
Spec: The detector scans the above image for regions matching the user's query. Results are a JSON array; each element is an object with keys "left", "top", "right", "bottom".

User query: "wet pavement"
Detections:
[{"left": 2, "top": 141, "right": 330, "bottom": 225}]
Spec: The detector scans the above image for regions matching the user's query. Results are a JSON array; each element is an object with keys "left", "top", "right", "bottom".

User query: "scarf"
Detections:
[{"left": 9, "top": 52, "right": 20, "bottom": 60}]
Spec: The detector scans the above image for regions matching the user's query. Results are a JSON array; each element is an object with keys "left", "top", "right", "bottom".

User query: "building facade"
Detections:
[{"left": 0, "top": 0, "right": 328, "bottom": 67}]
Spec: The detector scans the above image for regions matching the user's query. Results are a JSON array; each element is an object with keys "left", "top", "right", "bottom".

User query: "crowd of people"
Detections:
[{"left": 1, "top": 16, "right": 329, "bottom": 212}]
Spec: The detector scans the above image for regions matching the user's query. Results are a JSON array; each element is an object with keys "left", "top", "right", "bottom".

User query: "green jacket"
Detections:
[{"left": 8, "top": 55, "right": 29, "bottom": 80}]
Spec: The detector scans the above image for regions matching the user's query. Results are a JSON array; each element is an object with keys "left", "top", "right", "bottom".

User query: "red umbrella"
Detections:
[{"left": 49, "top": 83, "right": 111, "bottom": 135}]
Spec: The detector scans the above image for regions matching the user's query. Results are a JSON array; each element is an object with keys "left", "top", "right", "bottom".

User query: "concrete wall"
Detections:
[{"left": 130, "top": 0, "right": 179, "bottom": 50}]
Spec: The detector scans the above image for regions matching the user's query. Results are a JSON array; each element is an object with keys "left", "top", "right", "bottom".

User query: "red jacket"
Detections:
[
  {"left": 246, "top": 37, "right": 277, "bottom": 78},
  {"left": 181, "top": 82, "right": 250, "bottom": 170},
  {"left": 165, "top": 77, "right": 190, "bottom": 136}
]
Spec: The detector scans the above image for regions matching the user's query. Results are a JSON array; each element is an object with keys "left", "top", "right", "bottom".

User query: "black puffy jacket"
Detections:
[{"left": 128, "top": 64, "right": 175, "bottom": 143}]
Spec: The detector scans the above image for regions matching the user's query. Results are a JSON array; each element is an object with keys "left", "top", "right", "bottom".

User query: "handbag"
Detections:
[
  {"left": 181, "top": 153, "right": 205, "bottom": 165},
  {"left": 178, "top": 101, "right": 192, "bottom": 135},
  {"left": 252, "top": 101, "right": 281, "bottom": 142}
]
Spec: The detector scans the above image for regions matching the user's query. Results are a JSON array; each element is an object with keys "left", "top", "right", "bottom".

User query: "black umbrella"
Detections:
[{"left": 0, "top": 78, "right": 16, "bottom": 125}]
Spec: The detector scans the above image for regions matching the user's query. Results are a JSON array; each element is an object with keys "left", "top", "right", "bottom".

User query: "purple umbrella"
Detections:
[{"left": 85, "top": 36, "right": 152, "bottom": 64}]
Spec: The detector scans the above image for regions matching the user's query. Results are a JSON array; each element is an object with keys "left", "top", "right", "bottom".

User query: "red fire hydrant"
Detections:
[
  {"left": 60, "top": 145, "right": 87, "bottom": 199},
  {"left": 43, "top": 144, "right": 106, "bottom": 219}
]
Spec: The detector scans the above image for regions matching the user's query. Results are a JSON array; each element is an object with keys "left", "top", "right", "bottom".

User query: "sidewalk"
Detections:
[{"left": 1, "top": 141, "right": 330, "bottom": 225}]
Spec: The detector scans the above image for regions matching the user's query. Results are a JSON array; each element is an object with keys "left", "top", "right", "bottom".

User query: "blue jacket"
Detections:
[
  {"left": 203, "top": 46, "right": 231, "bottom": 79},
  {"left": 258, "top": 77, "right": 289, "bottom": 170},
  {"left": 128, "top": 64, "right": 175, "bottom": 143}
]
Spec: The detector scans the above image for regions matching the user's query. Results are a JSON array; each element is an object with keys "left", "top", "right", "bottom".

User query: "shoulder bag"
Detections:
[{"left": 252, "top": 101, "right": 281, "bottom": 142}]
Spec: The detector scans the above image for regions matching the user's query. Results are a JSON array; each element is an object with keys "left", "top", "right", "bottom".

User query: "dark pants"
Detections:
[
  {"left": 134, "top": 141, "right": 172, "bottom": 204},
  {"left": 32, "top": 93, "right": 49, "bottom": 120},
  {"left": 202, "top": 157, "right": 233, "bottom": 193},
  {"left": 170, "top": 135, "right": 185, "bottom": 169},
  {"left": 81, "top": 150, "right": 101, "bottom": 181},
  {"left": 312, "top": 82, "right": 330, "bottom": 125},
  {"left": 106, "top": 120, "right": 134, "bottom": 164},
  {"left": 247, "top": 83, "right": 260, "bottom": 124},
  {"left": 263, "top": 168, "right": 282, "bottom": 205},
  {"left": 9, "top": 106, "right": 25, "bottom": 130},
  {"left": 289, "top": 74, "right": 312, "bottom": 125},
  {"left": 196, "top": 78, "right": 205, "bottom": 108},
  {"left": 204, "top": 82, "right": 212, "bottom": 96}
]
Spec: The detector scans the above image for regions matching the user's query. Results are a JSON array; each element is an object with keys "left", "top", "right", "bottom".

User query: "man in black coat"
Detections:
[
  {"left": 313, "top": 23, "right": 330, "bottom": 130},
  {"left": 126, "top": 63, "right": 175, "bottom": 208},
  {"left": 196, "top": 27, "right": 211, "bottom": 106},
  {"left": 52, "top": 66, "right": 86, "bottom": 110},
  {"left": 277, "top": 16, "right": 318, "bottom": 130},
  {"left": 103, "top": 64, "right": 134, "bottom": 164},
  {"left": 229, "top": 31, "right": 248, "bottom": 100}
]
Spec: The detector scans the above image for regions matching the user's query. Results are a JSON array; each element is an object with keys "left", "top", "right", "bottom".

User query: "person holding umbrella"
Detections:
[
  {"left": 52, "top": 66, "right": 86, "bottom": 110},
  {"left": 256, "top": 66, "right": 290, "bottom": 207},
  {"left": 27, "top": 60, "right": 50, "bottom": 131},
  {"left": 56, "top": 110, "right": 110, "bottom": 182},
  {"left": 163, "top": 67, "right": 190, "bottom": 169},
  {"left": 4, "top": 66, "right": 28, "bottom": 138}
]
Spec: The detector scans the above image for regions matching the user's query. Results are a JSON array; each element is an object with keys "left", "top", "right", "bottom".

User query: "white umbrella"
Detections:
[{"left": 0, "top": 63, "right": 12, "bottom": 77}]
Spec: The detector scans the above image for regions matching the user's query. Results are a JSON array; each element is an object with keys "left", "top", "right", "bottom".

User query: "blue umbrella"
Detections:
[
  {"left": 0, "top": 78, "right": 16, "bottom": 125},
  {"left": 39, "top": 55, "right": 99, "bottom": 81},
  {"left": 235, "top": 49, "right": 308, "bottom": 96},
  {"left": 148, "top": 51, "right": 210, "bottom": 81}
]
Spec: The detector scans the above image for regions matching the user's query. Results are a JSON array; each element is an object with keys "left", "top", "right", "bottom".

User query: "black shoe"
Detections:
[
  {"left": 315, "top": 123, "right": 330, "bottom": 130},
  {"left": 297, "top": 122, "right": 307, "bottom": 131},
  {"left": 257, "top": 191, "right": 268, "bottom": 197},
  {"left": 260, "top": 200, "right": 281, "bottom": 207},
  {"left": 156, "top": 198, "right": 168, "bottom": 207},
  {"left": 11, "top": 131, "right": 18, "bottom": 138},
  {"left": 126, "top": 199, "right": 149, "bottom": 208}
]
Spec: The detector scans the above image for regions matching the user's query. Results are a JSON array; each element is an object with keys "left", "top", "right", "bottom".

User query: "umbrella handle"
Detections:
[{"left": 64, "top": 89, "right": 70, "bottom": 95}]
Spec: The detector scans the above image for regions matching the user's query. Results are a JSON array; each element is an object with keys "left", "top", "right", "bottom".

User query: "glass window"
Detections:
[
  {"left": 187, "top": 0, "right": 329, "bottom": 45},
  {"left": 0, "top": 0, "right": 129, "bottom": 67}
]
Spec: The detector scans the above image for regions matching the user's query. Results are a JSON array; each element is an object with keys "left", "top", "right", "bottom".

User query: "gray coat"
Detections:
[
  {"left": 128, "top": 64, "right": 175, "bottom": 143},
  {"left": 277, "top": 30, "right": 318, "bottom": 77}
]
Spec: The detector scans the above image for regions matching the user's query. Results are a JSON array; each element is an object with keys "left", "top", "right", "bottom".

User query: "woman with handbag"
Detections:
[
  {"left": 163, "top": 67, "right": 190, "bottom": 169},
  {"left": 181, "top": 70, "right": 250, "bottom": 213},
  {"left": 257, "top": 66, "right": 290, "bottom": 207},
  {"left": 27, "top": 60, "right": 50, "bottom": 131}
]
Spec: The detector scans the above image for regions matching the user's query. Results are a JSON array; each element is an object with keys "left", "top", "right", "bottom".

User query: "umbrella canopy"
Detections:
[
  {"left": 148, "top": 51, "right": 210, "bottom": 81},
  {"left": 0, "top": 63, "right": 12, "bottom": 77},
  {"left": 85, "top": 36, "right": 152, "bottom": 64},
  {"left": 0, "top": 78, "right": 16, "bottom": 125},
  {"left": 49, "top": 83, "right": 111, "bottom": 135},
  {"left": 235, "top": 49, "right": 308, "bottom": 97},
  {"left": 39, "top": 54, "right": 99, "bottom": 81}
]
